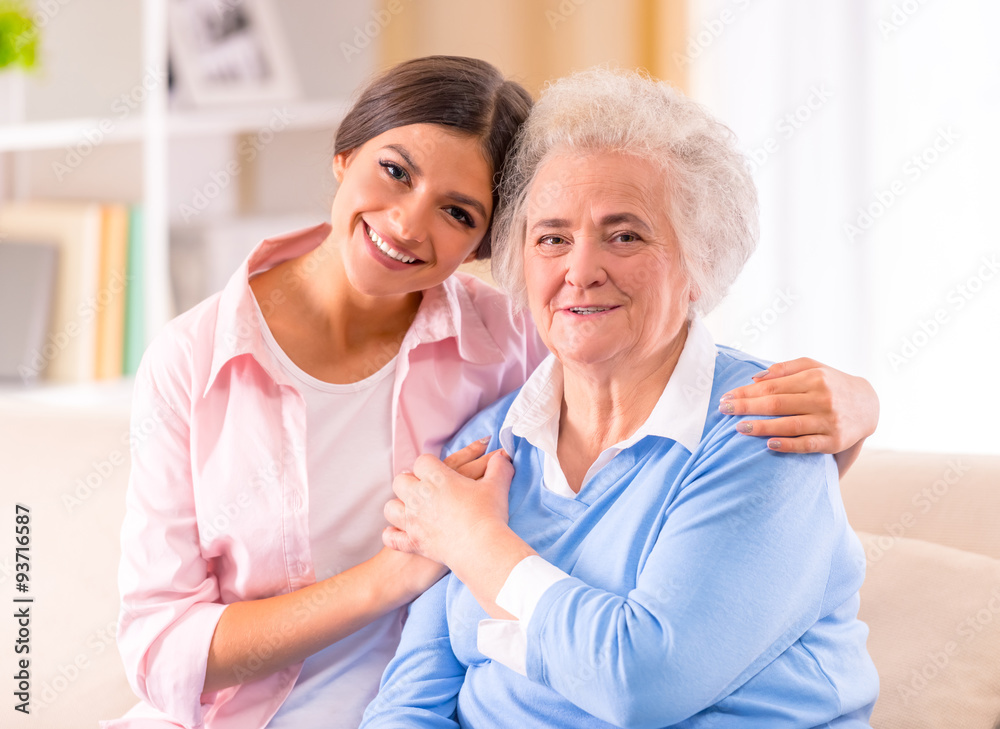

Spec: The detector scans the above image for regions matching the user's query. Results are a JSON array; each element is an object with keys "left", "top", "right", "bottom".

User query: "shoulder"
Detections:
[
  {"left": 442, "top": 386, "right": 522, "bottom": 455},
  {"left": 451, "top": 272, "right": 540, "bottom": 350},
  {"left": 712, "top": 345, "right": 773, "bottom": 396},
  {"left": 692, "top": 344, "right": 834, "bottom": 482}
]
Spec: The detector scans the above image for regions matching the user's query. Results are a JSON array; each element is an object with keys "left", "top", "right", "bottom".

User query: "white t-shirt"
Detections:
[{"left": 253, "top": 299, "right": 401, "bottom": 728}]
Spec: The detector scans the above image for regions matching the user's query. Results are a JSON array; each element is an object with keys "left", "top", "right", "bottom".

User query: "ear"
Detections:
[
  {"left": 687, "top": 278, "right": 701, "bottom": 303},
  {"left": 332, "top": 150, "right": 354, "bottom": 183}
]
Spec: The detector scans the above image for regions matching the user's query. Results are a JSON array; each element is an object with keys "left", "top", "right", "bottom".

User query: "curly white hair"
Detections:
[{"left": 491, "top": 67, "right": 759, "bottom": 316}]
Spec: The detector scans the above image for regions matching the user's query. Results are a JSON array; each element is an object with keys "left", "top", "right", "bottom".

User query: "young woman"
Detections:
[{"left": 107, "top": 56, "right": 878, "bottom": 729}]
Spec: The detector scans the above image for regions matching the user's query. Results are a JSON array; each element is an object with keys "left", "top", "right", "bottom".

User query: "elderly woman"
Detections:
[{"left": 362, "top": 68, "right": 879, "bottom": 728}]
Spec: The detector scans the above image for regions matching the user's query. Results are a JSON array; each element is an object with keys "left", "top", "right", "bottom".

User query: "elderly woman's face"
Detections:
[{"left": 523, "top": 151, "right": 693, "bottom": 370}]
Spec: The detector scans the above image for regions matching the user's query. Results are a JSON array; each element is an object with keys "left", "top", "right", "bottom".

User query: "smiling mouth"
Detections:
[
  {"left": 366, "top": 224, "right": 423, "bottom": 264},
  {"left": 567, "top": 306, "right": 618, "bottom": 315}
]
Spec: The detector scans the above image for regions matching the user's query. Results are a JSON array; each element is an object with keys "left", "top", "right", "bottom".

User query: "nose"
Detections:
[
  {"left": 564, "top": 239, "right": 607, "bottom": 289},
  {"left": 388, "top": 193, "right": 432, "bottom": 245}
]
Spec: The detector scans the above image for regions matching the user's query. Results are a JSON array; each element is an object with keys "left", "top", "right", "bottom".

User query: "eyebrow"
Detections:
[
  {"left": 382, "top": 143, "right": 489, "bottom": 221},
  {"left": 529, "top": 212, "right": 653, "bottom": 234},
  {"left": 383, "top": 144, "right": 422, "bottom": 176}
]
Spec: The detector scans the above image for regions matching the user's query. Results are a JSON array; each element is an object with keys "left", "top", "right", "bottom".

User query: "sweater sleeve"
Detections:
[
  {"left": 360, "top": 577, "right": 466, "bottom": 728},
  {"left": 115, "top": 343, "right": 227, "bottom": 728},
  {"left": 519, "top": 439, "right": 844, "bottom": 728}
]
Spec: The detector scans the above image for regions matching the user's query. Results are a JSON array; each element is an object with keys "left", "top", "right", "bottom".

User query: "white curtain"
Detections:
[{"left": 690, "top": 0, "right": 1000, "bottom": 455}]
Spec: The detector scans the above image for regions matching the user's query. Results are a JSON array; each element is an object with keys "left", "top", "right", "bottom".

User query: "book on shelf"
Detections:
[
  {"left": 0, "top": 200, "right": 145, "bottom": 383},
  {"left": 123, "top": 206, "right": 146, "bottom": 377},
  {"left": 0, "top": 201, "right": 104, "bottom": 383},
  {"left": 0, "top": 240, "right": 59, "bottom": 383},
  {"left": 96, "top": 204, "right": 129, "bottom": 380}
]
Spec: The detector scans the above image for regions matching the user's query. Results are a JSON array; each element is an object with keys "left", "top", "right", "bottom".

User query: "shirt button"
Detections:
[{"left": 287, "top": 493, "right": 303, "bottom": 511}]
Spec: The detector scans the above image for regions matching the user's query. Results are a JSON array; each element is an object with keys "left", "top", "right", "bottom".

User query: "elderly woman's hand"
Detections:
[
  {"left": 718, "top": 357, "right": 879, "bottom": 474},
  {"left": 383, "top": 443, "right": 515, "bottom": 568}
]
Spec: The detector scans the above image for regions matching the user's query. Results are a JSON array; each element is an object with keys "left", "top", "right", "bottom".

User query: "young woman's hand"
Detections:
[
  {"left": 383, "top": 439, "right": 535, "bottom": 619},
  {"left": 718, "top": 358, "right": 879, "bottom": 474},
  {"left": 375, "top": 437, "right": 506, "bottom": 594},
  {"left": 382, "top": 443, "right": 514, "bottom": 567}
]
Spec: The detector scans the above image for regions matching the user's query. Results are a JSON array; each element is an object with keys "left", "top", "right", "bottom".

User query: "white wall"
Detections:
[{"left": 690, "top": 0, "right": 1000, "bottom": 455}]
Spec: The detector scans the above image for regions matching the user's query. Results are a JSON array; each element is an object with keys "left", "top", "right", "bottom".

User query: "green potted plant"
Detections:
[
  {"left": 0, "top": 1, "right": 37, "bottom": 125},
  {"left": 0, "top": 1, "right": 37, "bottom": 71}
]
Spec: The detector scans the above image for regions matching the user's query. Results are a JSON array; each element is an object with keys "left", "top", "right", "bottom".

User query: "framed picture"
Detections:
[{"left": 168, "top": 0, "right": 300, "bottom": 106}]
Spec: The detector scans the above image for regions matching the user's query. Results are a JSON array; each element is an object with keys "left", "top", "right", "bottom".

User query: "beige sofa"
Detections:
[
  {"left": 2, "top": 394, "right": 997, "bottom": 727},
  {"left": 1, "top": 399, "right": 137, "bottom": 728},
  {"left": 840, "top": 450, "right": 1000, "bottom": 729}
]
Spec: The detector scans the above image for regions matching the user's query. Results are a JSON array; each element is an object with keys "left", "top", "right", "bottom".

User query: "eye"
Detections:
[
  {"left": 612, "top": 232, "right": 641, "bottom": 244},
  {"left": 535, "top": 235, "right": 569, "bottom": 254},
  {"left": 379, "top": 159, "right": 409, "bottom": 183},
  {"left": 445, "top": 206, "right": 475, "bottom": 228}
]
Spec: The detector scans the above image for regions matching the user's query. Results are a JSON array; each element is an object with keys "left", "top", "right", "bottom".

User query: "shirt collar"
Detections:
[
  {"left": 400, "top": 273, "right": 508, "bottom": 367},
  {"left": 499, "top": 315, "right": 718, "bottom": 456},
  {"left": 204, "top": 223, "right": 506, "bottom": 396}
]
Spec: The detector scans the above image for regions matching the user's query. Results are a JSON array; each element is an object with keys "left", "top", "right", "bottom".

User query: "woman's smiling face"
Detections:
[
  {"left": 523, "top": 150, "right": 694, "bottom": 371},
  {"left": 331, "top": 123, "right": 494, "bottom": 297}
]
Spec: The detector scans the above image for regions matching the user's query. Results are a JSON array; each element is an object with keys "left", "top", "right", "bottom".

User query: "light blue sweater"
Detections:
[{"left": 362, "top": 346, "right": 879, "bottom": 728}]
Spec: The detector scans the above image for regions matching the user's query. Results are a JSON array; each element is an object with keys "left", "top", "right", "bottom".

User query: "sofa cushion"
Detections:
[
  {"left": 857, "top": 531, "right": 1000, "bottom": 729},
  {"left": 842, "top": 450, "right": 1000, "bottom": 561}
]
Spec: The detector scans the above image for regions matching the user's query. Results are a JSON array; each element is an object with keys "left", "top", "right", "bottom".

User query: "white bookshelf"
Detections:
[
  {"left": 0, "top": 116, "right": 145, "bottom": 151},
  {"left": 0, "top": 0, "right": 377, "bottom": 400}
]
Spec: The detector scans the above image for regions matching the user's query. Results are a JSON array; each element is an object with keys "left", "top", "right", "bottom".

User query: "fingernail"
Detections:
[
  {"left": 477, "top": 436, "right": 491, "bottom": 445},
  {"left": 720, "top": 402, "right": 735, "bottom": 414},
  {"left": 767, "top": 439, "right": 781, "bottom": 450},
  {"left": 737, "top": 422, "right": 753, "bottom": 434},
  {"left": 752, "top": 369, "right": 770, "bottom": 380},
  {"left": 720, "top": 393, "right": 734, "bottom": 402}
]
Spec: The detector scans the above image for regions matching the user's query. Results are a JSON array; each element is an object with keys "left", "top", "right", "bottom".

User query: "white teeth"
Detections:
[
  {"left": 570, "top": 307, "right": 611, "bottom": 314},
  {"left": 367, "top": 225, "right": 418, "bottom": 264}
]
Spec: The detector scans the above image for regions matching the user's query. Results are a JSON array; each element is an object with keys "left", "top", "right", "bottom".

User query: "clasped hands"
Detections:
[{"left": 383, "top": 437, "right": 514, "bottom": 569}]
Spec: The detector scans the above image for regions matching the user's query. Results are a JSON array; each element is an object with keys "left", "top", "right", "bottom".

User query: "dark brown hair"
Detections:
[{"left": 334, "top": 55, "right": 533, "bottom": 259}]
